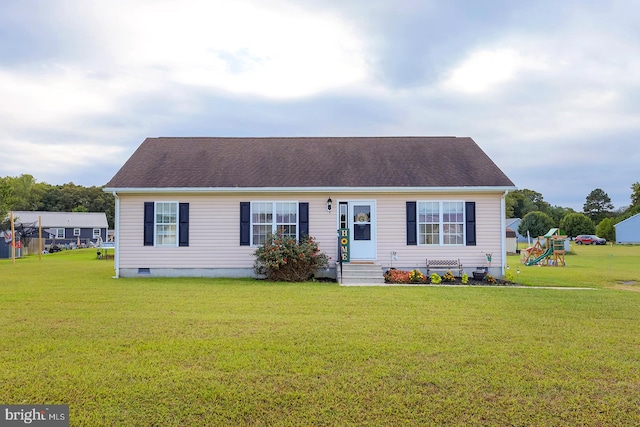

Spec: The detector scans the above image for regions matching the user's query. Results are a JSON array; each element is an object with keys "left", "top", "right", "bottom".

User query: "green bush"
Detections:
[
  {"left": 430, "top": 273, "right": 442, "bottom": 284},
  {"left": 409, "top": 269, "right": 426, "bottom": 283},
  {"left": 596, "top": 217, "right": 615, "bottom": 242},
  {"left": 560, "top": 212, "right": 595, "bottom": 237},
  {"left": 253, "top": 234, "right": 329, "bottom": 282},
  {"left": 504, "top": 270, "right": 516, "bottom": 283},
  {"left": 518, "top": 211, "right": 555, "bottom": 238}
]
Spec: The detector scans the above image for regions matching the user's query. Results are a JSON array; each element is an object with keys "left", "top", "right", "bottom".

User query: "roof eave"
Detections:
[{"left": 104, "top": 185, "right": 517, "bottom": 194}]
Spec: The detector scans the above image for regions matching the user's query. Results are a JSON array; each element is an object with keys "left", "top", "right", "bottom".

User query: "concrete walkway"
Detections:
[{"left": 340, "top": 283, "right": 597, "bottom": 290}]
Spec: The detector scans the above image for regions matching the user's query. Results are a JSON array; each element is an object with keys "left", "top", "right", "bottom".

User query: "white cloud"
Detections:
[
  {"left": 0, "top": 67, "right": 128, "bottom": 132},
  {"left": 442, "top": 48, "right": 548, "bottom": 94},
  {"left": 81, "top": 0, "right": 369, "bottom": 99},
  {"left": 0, "top": 139, "right": 126, "bottom": 176}
]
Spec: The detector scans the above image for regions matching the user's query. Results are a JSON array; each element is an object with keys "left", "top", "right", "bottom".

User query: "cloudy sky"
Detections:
[{"left": 1, "top": 0, "right": 638, "bottom": 211}]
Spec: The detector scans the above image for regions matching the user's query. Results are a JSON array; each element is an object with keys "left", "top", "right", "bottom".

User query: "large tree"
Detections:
[
  {"left": 506, "top": 189, "right": 551, "bottom": 218},
  {"left": 518, "top": 211, "right": 555, "bottom": 239},
  {"left": 631, "top": 182, "right": 640, "bottom": 208},
  {"left": 583, "top": 188, "right": 614, "bottom": 223},
  {"left": 559, "top": 212, "right": 595, "bottom": 238},
  {"left": 547, "top": 205, "right": 575, "bottom": 226},
  {"left": 1, "top": 175, "right": 116, "bottom": 228},
  {"left": 0, "top": 177, "right": 13, "bottom": 227}
]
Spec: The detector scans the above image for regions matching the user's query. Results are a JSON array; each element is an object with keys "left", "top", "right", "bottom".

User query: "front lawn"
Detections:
[{"left": 1, "top": 249, "right": 640, "bottom": 425}]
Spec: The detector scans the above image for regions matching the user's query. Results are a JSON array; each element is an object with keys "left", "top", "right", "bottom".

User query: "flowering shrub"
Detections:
[
  {"left": 484, "top": 274, "right": 496, "bottom": 284},
  {"left": 442, "top": 270, "right": 456, "bottom": 282},
  {"left": 429, "top": 273, "right": 442, "bottom": 284},
  {"left": 384, "top": 269, "right": 410, "bottom": 283},
  {"left": 461, "top": 273, "right": 469, "bottom": 284},
  {"left": 409, "top": 269, "right": 426, "bottom": 283},
  {"left": 504, "top": 270, "right": 516, "bottom": 283},
  {"left": 253, "top": 234, "right": 328, "bottom": 282}
]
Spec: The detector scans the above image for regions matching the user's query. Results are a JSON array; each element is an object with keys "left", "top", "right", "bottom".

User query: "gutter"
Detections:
[
  {"left": 103, "top": 185, "right": 518, "bottom": 194},
  {"left": 112, "top": 191, "right": 120, "bottom": 278},
  {"left": 500, "top": 189, "right": 509, "bottom": 276}
]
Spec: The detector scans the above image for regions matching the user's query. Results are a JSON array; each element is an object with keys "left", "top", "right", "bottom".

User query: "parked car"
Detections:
[{"left": 574, "top": 235, "right": 606, "bottom": 245}]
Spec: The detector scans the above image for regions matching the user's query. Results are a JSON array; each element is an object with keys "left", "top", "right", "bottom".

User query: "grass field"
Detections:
[
  {"left": 508, "top": 242, "right": 640, "bottom": 290},
  {"left": 1, "top": 246, "right": 640, "bottom": 425}
]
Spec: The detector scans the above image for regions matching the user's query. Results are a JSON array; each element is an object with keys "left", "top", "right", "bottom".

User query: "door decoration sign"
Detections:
[{"left": 339, "top": 228, "right": 350, "bottom": 262}]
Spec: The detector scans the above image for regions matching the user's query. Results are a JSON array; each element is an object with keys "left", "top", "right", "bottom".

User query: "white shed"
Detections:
[{"left": 615, "top": 213, "right": 640, "bottom": 244}]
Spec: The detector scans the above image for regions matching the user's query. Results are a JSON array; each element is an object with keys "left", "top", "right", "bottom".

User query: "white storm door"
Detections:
[{"left": 348, "top": 201, "right": 376, "bottom": 260}]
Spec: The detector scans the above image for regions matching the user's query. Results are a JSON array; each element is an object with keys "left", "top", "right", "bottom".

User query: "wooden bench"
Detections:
[{"left": 426, "top": 259, "right": 463, "bottom": 277}]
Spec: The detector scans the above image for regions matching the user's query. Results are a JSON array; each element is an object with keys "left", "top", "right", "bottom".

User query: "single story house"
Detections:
[
  {"left": 104, "top": 137, "right": 516, "bottom": 282},
  {"left": 615, "top": 213, "right": 640, "bottom": 244},
  {"left": 9, "top": 211, "right": 109, "bottom": 251}
]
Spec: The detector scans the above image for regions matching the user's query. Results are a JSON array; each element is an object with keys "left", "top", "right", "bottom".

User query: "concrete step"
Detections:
[{"left": 339, "top": 263, "right": 385, "bottom": 285}]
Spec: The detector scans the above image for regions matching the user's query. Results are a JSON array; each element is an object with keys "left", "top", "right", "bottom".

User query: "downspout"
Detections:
[
  {"left": 500, "top": 190, "right": 509, "bottom": 276},
  {"left": 112, "top": 191, "right": 120, "bottom": 278}
]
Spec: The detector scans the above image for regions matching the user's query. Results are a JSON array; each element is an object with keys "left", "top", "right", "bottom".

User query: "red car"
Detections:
[{"left": 574, "top": 235, "right": 606, "bottom": 245}]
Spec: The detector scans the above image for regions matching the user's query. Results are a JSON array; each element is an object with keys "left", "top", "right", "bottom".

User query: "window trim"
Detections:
[
  {"left": 73, "top": 228, "right": 81, "bottom": 236},
  {"left": 250, "top": 201, "right": 299, "bottom": 246},
  {"left": 92, "top": 228, "right": 101, "bottom": 238},
  {"left": 417, "top": 200, "right": 466, "bottom": 246},
  {"left": 55, "top": 228, "right": 65, "bottom": 239}
]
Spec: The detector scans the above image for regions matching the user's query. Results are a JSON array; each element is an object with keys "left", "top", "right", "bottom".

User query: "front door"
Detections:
[{"left": 345, "top": 201, "right": 376, "bottom": 260}]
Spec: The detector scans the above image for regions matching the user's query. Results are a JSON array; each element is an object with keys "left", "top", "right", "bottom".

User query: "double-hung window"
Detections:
[
  {"left": 251, "top": 202, "right": 297, "bottom": 245},
  {"left": 442, "top": 202, "right": 464, "bottom": 245},
  {"left": 418, "top": 202, "right": 439, "bottom": 245},
  {"left": 418, "top": 201, "right": 464, "bottom": 245},
  {"left": 155, "top": 202, "right": 178, "bottom": 246},
  {"left": 143, "top": 201, "right": 189, "bottom": 247}
]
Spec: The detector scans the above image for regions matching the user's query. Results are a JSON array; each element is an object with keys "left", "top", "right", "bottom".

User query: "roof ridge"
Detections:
[{"left": 149, "top": 136, "right": 462, "bottom": 140}]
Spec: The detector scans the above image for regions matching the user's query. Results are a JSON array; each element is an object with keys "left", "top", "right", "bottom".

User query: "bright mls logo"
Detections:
[{"left": 1, "top": 405, "right": 68, "bottom": 426}]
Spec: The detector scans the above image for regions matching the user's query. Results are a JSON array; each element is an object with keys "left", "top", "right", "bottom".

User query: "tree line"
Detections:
[
  {"left": 2, "top": 174, "right": 639, "bottom": 242},
  {"left": 509, "top": 184, "right": 640, "bottom": 242},
  {"left": 0, "top": 175, "right": 115, "bottom": 229}
]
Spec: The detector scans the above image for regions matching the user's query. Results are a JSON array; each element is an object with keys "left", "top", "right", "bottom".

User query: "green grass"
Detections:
[
  {"left": 2, "top": 249, "right": 640, "bottom": 425},
  {"left": 509, "top": 242, "right": 639, "bottom": 289}
]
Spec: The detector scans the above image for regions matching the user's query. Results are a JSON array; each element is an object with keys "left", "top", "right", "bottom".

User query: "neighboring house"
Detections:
[
  {"left": 104, "top": 137, "right": 516, "bottom": 281},
  {"left": 615, "top": 213, "right": 640, "bottom": 244},
  {"left": 9, "top": 211, "right": 109, "bottom": 250},
  {"left": 0, "top": 231, "right": 22, "bottom": 259},
  {"left": 505, "top": 218, "right": 528, "bottom": 243}
]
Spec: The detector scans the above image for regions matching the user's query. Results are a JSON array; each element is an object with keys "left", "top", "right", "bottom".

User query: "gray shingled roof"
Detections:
[
  {"left": 11, "top": 211, "right": 109, "bottom": 228},
  {"left": 105, "top": 137, "right": 515, "bottom": 189}
]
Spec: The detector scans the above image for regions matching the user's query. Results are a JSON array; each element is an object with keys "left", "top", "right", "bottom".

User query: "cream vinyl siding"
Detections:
[
  {"left": 117, "top": 193, "right": 339, "bottom": 270},
  {"left": 375, "top": 193, "right": 503, "bottom": 271},
  {"left": 117, "top": 191, "right": 504, "bottom": 273}
]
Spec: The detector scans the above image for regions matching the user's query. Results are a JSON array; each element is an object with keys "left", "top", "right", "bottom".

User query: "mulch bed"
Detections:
[{"left": 393, "top": 278, "right": 516, "bottom": 286}]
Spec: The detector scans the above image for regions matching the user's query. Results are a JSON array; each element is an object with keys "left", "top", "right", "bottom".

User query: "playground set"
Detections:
[{"left": 520, "top": 228, "right": 567, "bottom": 267}]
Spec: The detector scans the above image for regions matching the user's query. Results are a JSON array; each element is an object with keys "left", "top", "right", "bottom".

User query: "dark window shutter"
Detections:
[
  {"left": 299, "top": 202, "right": 309, "bottom": 240},
  {"left": 465, "top": 201, "right": 476, "bottom": 246},
  {"left": 179, "top": 203, "right": 189, "bottom": 247},
  {"left": 143, "top": 202, "right": 154, "bottom": 246},
  {"left": 406, "top": 201, "right": 417, "bottom": 245},
  {"left": 240, "top": 202, "right": 250, "bottom": 246}
]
